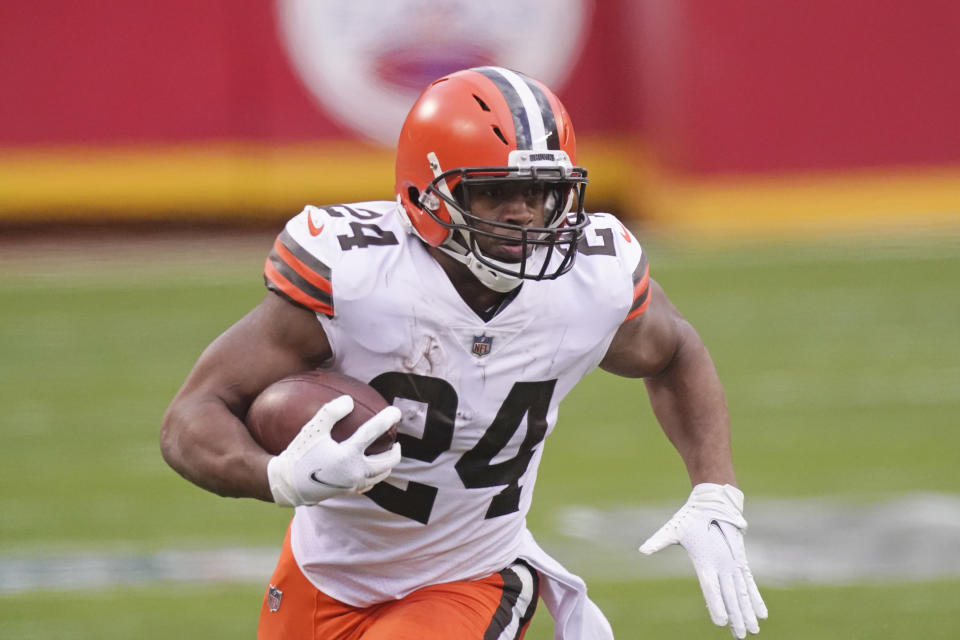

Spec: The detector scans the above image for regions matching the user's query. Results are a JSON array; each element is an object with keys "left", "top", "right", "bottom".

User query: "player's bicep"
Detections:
[
  {"left": 600, "top": 278, "right": 685, "bottom": 379},
  {"left": 177, "top": 292, "right": 332, "bottom": 415}
]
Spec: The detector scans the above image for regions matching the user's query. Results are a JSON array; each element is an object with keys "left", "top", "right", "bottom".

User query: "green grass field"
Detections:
[{"left": 1, "top": 228, "right": 958, "bottom": 638}]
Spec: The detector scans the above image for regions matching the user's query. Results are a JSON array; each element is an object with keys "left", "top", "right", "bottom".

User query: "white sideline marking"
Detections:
[
  {"left": 2, "top": 494, "right": 959, "bottom": 594},
  {"left": 552, "top": 492, "right": 960, "bottom": 585},
  {"left": 0, "top": 547, "right": 280, "bottom": 595}
]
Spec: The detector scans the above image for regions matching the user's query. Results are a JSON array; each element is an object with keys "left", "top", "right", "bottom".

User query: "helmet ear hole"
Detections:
[{"left": 407, "top": 186, "right": 423, "bottom": 210}]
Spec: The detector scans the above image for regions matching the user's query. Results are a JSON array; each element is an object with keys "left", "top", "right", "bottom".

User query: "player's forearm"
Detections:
[
  {"left": 160, "top": 395, "right": 274, "bottom": 502},
  {"left": 643, "top": 325, "right": 736, "bottom": 487}
]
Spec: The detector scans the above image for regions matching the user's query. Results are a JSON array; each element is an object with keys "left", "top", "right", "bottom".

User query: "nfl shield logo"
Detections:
[
  {"left": 267, "top": 584, "right": 283, "bottom": 612},
  {"left": 472, "top": 334, "right": 493, "bottom": 357}
]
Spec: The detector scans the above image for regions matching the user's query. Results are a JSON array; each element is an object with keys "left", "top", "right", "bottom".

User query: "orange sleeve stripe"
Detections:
[
  {"left": 272, "top": 237, "right": 332, "bottom": 295},
  {"left": 624, "top": 263, "right": 651, "bottom": 323},
  {"left": 624, "top": 295, "right": 650, "bottom": 322},
  {"left": 264, "top": 258, "right": 334, "bottom": 316},
  {"left": 632, "top": 265, "right": 650, "bottom": 301}
]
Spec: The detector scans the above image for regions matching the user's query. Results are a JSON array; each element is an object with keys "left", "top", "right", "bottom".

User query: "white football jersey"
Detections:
[{"left": 263, "top": 200, "right": 650, "bottom": 606}]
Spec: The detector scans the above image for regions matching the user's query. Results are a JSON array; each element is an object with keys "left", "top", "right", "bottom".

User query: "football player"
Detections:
[{"left": 161, "top": 66, "right": 767, "bottom": 639}]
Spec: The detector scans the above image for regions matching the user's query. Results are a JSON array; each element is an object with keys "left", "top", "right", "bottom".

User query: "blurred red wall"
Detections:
[
  {"left": 625, "top": 0, "right": 960, "bottom": 175},
  {"left": 1, "top": 0, "right": 958, "bottom": 231}
]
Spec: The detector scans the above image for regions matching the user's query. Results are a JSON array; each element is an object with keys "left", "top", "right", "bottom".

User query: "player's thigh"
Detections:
[
  {"left": 258, "top": 527, "right": 318, "bottom": 640},
  {"left": 258, "top": 527, "right": 372, "bottom": 640},
  {"left": 362, "top": 560, "right": 540, "bottom": 640}
]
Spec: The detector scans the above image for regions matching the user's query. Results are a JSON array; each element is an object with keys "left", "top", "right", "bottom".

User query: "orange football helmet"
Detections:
[{"left": 395, "top": 66, "right": 588, "bottom": 292}]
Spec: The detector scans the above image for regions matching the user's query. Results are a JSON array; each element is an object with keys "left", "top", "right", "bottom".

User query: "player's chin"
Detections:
[{"left": 482, "top": 240, "right": 526, "bottom": 262}]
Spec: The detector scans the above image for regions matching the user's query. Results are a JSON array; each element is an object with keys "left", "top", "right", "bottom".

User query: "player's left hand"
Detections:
[{"left": 639, "top": 483, "right": 768, "bottom": 638}]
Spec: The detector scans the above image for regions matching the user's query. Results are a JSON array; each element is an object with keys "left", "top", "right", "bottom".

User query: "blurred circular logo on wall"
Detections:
[{"left": 276, "top": 0, "right": 591, "bottom": 146}]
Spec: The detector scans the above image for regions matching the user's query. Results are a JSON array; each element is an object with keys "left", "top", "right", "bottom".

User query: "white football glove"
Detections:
[
  {"left": 266, "top": 395, "right": 402, "bottom": 507},
  {"left": 639, "top": 483, "right": 768, "bottom": 638}
]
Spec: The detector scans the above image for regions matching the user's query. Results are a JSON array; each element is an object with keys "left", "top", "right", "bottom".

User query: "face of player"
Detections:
[{"left": 463, "top": 181, "right": 548, "bottom": 262}]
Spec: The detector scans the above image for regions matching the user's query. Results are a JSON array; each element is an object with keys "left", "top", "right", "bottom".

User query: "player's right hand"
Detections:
[{"left": 266, "top": 395, "right": 402, "bottom": 507}]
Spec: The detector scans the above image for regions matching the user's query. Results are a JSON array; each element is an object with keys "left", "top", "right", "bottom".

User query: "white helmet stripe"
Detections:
[{"left": 475, "top": 66, "right": 553, "bottom": 151}]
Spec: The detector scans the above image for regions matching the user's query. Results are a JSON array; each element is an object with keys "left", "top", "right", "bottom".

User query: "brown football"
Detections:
[{"left": 245, "top": 370, "right": 396, "bottom": 456}]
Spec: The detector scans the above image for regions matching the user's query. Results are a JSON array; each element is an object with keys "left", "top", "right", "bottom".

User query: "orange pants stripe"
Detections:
[{"left": 258, "top": 528, "right": 539, "bottom": 640}]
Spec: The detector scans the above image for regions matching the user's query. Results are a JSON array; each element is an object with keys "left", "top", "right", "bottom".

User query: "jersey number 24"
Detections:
[{"left": 365, "top": 372, "right": 556, "bottom": 525}]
